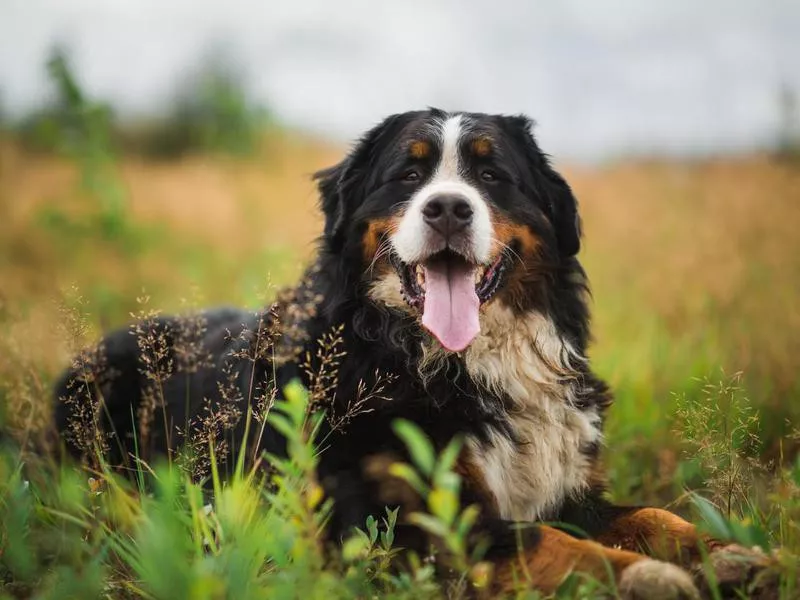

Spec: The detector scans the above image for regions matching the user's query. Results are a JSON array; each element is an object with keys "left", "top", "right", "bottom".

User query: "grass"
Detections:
[{"left": 0, "top": 133, "right": 799, "bottom": 597}]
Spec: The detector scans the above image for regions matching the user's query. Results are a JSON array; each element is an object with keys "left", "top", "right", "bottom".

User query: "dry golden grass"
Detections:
[
  {"left": 572, "top": 158, "right": 800, "bottom": 401},
  {"left": 0, "top": 135, "right": 338, "bottom": 297}
]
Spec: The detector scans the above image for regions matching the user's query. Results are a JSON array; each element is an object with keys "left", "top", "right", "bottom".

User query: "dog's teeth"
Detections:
[{"left": 411, "top": 264, "right": 424, "bottom": 288}]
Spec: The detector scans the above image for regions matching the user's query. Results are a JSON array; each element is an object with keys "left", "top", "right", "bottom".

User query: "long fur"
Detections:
[{"left": 52, "top": 110, "right": 716, "bottom": 596}]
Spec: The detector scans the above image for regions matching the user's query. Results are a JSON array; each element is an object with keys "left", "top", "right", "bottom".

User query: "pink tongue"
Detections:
[{"left": 421, "top": 259, "right": 480, "bottom": 352}]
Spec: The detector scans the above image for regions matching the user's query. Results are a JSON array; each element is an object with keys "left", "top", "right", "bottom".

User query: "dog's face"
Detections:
[{"left": 317, "top": 109, "right": 581, "bottom": 352}]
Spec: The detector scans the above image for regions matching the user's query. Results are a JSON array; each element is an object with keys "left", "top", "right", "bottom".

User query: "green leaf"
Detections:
[
  {"left": 433, "top": 436, "right": 463, "bottom": 484},
  {"left": 342, "top": 534, "right": 370, "bottom": 562},
  {"left": 436, "top": 471, "right": 462, "bottom": 496},
  {"left": 408, "top": 512, "right": 449, "bottom": 539},
  {"left": 354, "top": 527, "right": 370, "bottom": 544},
  {"left": 380, "top": 529, "right": 393, "bottom": 551},
  {"left": 392, "top": 420, "right": 435, "bottom": 476},
  {"left": 388, "top": 462, "right": 429, "bottom": 497},
  {"left": 792, "top": 454, "right": 800, "bottom": 487},
  {"left": 366, "top": 514, "right": 379, "bottom": 545},
  {"left": 381, "top": 507, "right": 398, "bottom": 549},
  {"left": 691, "top": 495, "right": 732, "bottom": 540},
  {"left": 727, "top": 519, "right": 770, "bottom": 552},
  {"left": 428, "top": 488, "right": 459, "bottom": 526},
  {"left": 384, "top": 506, "right": 399, "bottom": 530},
  {"left": 267, "top": 414, "right": 297, "bottom": 441},
  {"left": 281, "top": 379, "right": 310, "bottom": 426},
  {"left": 456, "top": 505, "right": 481, "bottom": 539}
]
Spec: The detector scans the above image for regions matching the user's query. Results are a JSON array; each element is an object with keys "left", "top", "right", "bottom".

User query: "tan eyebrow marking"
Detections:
[
  {"left": 408, "top": 140, "right": 430, "bottom": 159},
  {"left": 471, "top": 136, "right": 493, "bottom": 157}
]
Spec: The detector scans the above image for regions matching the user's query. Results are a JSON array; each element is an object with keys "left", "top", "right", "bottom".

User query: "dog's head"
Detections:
[{"left": 315, "top": 109, "right": 581, "bottom": 352}]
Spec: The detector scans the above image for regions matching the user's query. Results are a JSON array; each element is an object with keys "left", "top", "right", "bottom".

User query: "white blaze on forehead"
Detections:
[
  {"left": 391, "top": 113, "right": 493, "bottom": 265},
  {"left": 438, "top": 114, "right": 464, "bottom": 180}
]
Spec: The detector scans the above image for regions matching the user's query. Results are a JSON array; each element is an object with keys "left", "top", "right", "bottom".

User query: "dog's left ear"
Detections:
[
  {"left": 314, "top": 113, "right": 406, "bottom": 253},
  {"left": 543, "top": 165, "right": 581, "bottom": 257},
  {"left": 500, "top": 115, "right": 582, "bottom": 257}
]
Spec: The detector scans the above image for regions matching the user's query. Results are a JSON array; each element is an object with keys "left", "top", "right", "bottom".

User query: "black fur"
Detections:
[{"left": 54, "top": 109, "right": 615, "bottom": 554}]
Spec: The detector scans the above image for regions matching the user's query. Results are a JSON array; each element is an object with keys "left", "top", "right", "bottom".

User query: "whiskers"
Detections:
[
  {"left": 365, "top": 239, "right": 394, "bottom": 276},
  {"left": 491, "top": 237, "right": 525, "bottom": 268}
]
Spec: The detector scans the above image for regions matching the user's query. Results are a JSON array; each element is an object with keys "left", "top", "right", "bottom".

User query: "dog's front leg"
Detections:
[
  {"left": 484, "top": 522, "right": 699, "bottom": 598},
  {"left": 592, "top": 506, "right": 715, "bottom": 565},
  {"left": 583, "top": 503, "right": 776, "bottom": 596}
]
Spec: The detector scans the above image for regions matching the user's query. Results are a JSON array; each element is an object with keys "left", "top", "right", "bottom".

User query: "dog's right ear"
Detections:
[
  {"left": 314, "top": 159, "right": 352, "bottom": 253},
  {"left": 314, "top": 113, "right": 407, "bottom": 253}
]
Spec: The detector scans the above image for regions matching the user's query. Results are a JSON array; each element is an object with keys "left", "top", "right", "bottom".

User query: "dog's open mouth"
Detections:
[{"left": 390, "top": 248, "right": 512, "bottom": 352}]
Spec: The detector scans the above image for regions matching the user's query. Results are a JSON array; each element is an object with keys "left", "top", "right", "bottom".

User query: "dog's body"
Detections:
[{"left": 56, "top": 109, "right": 763, "bottom": 597}]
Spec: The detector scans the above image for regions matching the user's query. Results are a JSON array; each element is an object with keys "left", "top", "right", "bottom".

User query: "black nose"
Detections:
[{"left": 421, "top": 194, "right": 473, "bottom": 235}]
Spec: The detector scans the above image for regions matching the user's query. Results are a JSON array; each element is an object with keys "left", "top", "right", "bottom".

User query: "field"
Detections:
[{"left": 1, "top": 132, "right": 799, "bottom": 598}]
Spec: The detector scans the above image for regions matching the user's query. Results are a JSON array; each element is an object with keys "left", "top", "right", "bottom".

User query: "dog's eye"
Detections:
[
  {"left": 480, "top": 169, "right": 498, "bottom": 183},
  {"left": 402, "top": 169, "right": 421, "bottom": 183}
]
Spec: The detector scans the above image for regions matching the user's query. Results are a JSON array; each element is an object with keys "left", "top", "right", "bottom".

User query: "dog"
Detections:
[{"left": 54, "top": 109, "right": 768, "bottom": 598}]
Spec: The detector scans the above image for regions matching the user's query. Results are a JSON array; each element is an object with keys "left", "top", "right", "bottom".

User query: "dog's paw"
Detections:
[
  {"left": 695, "top": 544, "right": 780, "bottom": 599},
  {"left": 619, "top": 559, "right": 700, "bottom": 600}
]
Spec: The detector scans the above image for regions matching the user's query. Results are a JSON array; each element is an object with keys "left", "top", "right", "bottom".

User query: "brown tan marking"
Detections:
[
  {"left": 595, "top": 507, "right": 719, "bottom": 566},
  {"left": 362, "top": 217, "right": 401, "bottom": 265},
  {"left": 409, "top": 140, "right": 431, "bottom": 159},
  {"left": 492, "top": 525, "right": 645, "bottom": 593},
  {"left": 487, "top": 212, "right": 544, "bottom": 310},
  {"left": 471, "top": 136, "right": 493, "bottom": 157},
  {"left": 491, "top": 216, "right": 540, "bottom": 258}
]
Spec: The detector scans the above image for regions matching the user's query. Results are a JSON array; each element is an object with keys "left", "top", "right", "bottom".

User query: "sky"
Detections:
[{"left": 1, "top": 0, "right": 799, "bottom": 160}]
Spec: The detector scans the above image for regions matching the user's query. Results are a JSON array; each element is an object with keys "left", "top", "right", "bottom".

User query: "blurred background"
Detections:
[{"left": 1, "top": 1, "right": 799, "bottom": 506}]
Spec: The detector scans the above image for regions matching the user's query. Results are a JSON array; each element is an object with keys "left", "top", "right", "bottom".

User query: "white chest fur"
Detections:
[
  {"left": 368, "top": 275, "right": 602, "bottom": 521},
  {"left": 461, "top": 305, "right": 601, "bottom": 521}
]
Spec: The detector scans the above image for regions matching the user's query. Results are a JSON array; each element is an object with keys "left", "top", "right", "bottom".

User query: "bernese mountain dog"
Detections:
[{"left": 54, "top": 109, "right": 769, "bottom": 598}]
